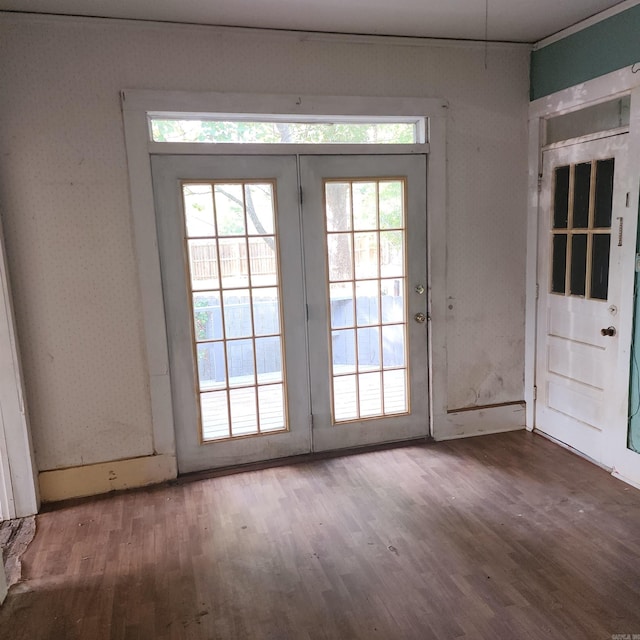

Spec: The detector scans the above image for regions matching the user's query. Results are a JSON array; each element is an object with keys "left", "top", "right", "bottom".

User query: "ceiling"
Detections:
[{"left": 0, "top": 0, "right": 631, "bottom": 43}]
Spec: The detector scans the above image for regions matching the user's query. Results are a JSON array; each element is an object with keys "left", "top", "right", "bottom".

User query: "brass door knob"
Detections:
[{"left": 415, "top": 313, "right": 427, "bottom": 323}]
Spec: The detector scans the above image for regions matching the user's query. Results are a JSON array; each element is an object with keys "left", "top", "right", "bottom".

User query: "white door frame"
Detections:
[
  {"left": 527, "top": 68, "right": 640, "bottom": 488},
  {"left": 122, "top": 90, "right": 455, "bottom": 466},
  {"left": 0, "top": 215, "right": 39, "bottom": 519}
]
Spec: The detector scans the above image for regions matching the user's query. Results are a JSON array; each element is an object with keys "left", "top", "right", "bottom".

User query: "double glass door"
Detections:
[{"left": 152, "top": 154, "right": 429, "bottom": 473}]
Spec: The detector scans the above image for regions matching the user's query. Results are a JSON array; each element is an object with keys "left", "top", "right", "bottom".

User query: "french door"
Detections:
[
  {"left": 152, "top": 154, "right": 429, "bottom": 473},
  {"left": 301, "top": 156, "right": 429, "bottom": 451},
  {"left": 535, "top": 135, "right": 628, "bottom": 466}
]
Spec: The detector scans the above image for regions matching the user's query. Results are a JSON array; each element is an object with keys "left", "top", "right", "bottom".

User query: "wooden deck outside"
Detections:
[
  {"left": 202, "top": 368, "right": 408, "bottom": 439},
  {"left": 1, "top": 431, "right": 640, "bottom": 639}
]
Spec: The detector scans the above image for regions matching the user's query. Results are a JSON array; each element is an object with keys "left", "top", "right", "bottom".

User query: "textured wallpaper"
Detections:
[{"left": 0, "top": 14, "right": 529, "bottom": 470}]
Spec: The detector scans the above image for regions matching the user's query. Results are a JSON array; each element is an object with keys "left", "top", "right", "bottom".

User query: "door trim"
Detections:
[
  {"left": 122, "top": 90, "right": 452, "bottom": 464},
  {"left": 0, "top": 216, "right": 39, "bottom": 518}
]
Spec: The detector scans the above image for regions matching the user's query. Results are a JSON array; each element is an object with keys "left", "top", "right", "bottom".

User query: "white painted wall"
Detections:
[{"left": 0, "top": 13, "right": 529, "bottom": 473}]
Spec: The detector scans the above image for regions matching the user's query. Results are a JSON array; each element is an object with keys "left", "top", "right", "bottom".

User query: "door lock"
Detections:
[
  {"left": 415, "top": 284, "right": 425, "bottom": 295},
  {"left": 601, "top": 326, "right": 616, "bottom": 337},
  {"left": 415, "top": 312, "right": 427, "bottom": 323}
]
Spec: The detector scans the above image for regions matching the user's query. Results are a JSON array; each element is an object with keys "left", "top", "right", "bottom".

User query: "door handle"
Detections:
[
  {"left": 415, "top": 313, "right": 427, "bottom": 323},
  {"left": 601, "top": 326, "right": 616, "bottom": 337}
]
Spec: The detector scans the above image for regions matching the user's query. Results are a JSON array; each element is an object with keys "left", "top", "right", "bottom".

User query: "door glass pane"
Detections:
[
  {"left": 182, "top": 180, "right": 288, "bottom": 441},
  {"left": 188, "top": 240, "right": 220, "bottom": 291},
  {"left": 549, "top": 157, "right": 613, "bottom": 301},
  {"left": 201, "top": 391, "right": 230, "bottom": 440},
  {"left": 359, "top": 372, "right": 382, "bottom": 417},
  {"left": 594, "top": 158, "right": 615, "bottom": 228},
  {"left": 253, "top": 288, "right": 280, "bottom": 336},
  {"left": 258, "top": 384, "right": 285, "bottom": 432},
  {"left": 229, "top": 387, "right": 258, "bottom": 436},
  {"left": 327, "top": 234, "right": 353, "bottom": 281},
  {"left": 214, "top": 184, "right": 246, "bottom": 235},
  {"left": 570, "top": 234, "right": 588, "bottom": 296},
  {"left": 197, "top": 343, "right": 226, "bottom": 391},
  {"left": 379, "top": 181, "right": 403, "bottom": 229},
  {"left": 591, "top": 234, "right": 611, "bottom": 300},
  {"left": 332, "top": 329, "right": 356, "bottom": 375},
  {"left": 353, "top": 182, "right": 377, "bottom": 230},
  {"left": 330, "top": 282, "right": 354, "bottom": 328},
  {"left": 218, "top": 238, "right": 248, "bottom": 289},
  {"left": 223, "top": 289, "right": 252, "bottom": 338},
  {"left": 244, "top": 183, "right": 275, "bottom": 235},
  {"left": 383, "top": 369, "right": 407, "bottom": 414},
  {"left": 551, "top": 234, "right": 567, "bottom": 294},
  {"left": 227, "top": 339, "right": 255, "bottom": 386},
  {"left": 255, "top": 336, "right": 282, "bottom": 384},
  {"left": 382, "top": 324, "right": 405, "bottom": 367},
  {"left": 381, "top": 279, "right": 404, "bottom": 322},
  {"left": 182, "top": 184, "right": 216, "bottom": 237},
  {"left": 553, "top": 166, "right": 570, "bottom": 229},
  {"left": 325, "top": 183, "right": 352, "bottom": 231},
  {"left": 325, "top": 178, "right": 409, "bottom": 423},
  {"left": 354, "top": 232, "right": 379, "bottom": 279},
  {"left": 380, "top": 231, "right": 404, "bottom": 278},
  {"left": 333, "top": 375, "right": 358, "bottom": 421},
  {"left": 572, "top": 162, "right": 591, "bottom": 229},
  {"left": 355, "top": 281, "right": 379, "bottom": 326},
  {"left": 193, "top": 292, "right": 222, "bottom": 341},
  {"left": 249, "top": 237, "right": 278, "bottom": 288},
  {"left": 357, "top": 326, "right": 380, "bottom": 369}
]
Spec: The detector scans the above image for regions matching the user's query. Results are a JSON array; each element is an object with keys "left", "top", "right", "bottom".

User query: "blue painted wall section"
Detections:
[{"left": 530, "top": 4, "right": 640, "bottom": 100}]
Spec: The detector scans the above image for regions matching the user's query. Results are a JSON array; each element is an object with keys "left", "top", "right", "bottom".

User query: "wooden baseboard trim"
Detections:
[
  {"left": 447, "top": 400, "right": 525, "bottom": 414},
  {"left": 434, "top": 403, "right": 526, "bottom": 441},
  {"left": 38, "top": 454, "right": 177, "bottom": 503}
]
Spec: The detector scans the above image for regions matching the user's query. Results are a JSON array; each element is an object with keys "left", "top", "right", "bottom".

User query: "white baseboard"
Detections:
[
  {"left": 38, "top": 454, "right": 177, "bottom": 503},
  {"left": 433, "top": 403, "right": 526, "bottom": 441}
]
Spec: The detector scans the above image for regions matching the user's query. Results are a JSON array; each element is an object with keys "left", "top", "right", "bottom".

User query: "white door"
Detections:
[
  {"left": 152, "top": 155, "right": 311, "bottom": 472},
  {"left": 535, "top": 135, "right": 628, "bottom": 465},
  {"left": 152, "top": 154, "right": 429, "bottom": 473},
  {"left": 301, "top": 155, "right": 429, "bottom": 451}
]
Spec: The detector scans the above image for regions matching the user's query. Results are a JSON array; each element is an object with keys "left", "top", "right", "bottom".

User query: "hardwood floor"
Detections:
[{"left": 1, "top": 431, "right": 639, "bottom": 639}]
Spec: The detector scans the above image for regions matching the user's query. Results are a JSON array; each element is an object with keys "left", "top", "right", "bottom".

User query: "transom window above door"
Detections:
[
  {"left": 550, "top": 158, "right": 615, "bottom": 300},
  {"left": 149, "top": 115, "right": 424, "bottom": 144}
]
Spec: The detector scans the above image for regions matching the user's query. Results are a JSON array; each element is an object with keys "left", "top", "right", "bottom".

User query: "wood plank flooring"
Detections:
[{"left": 1, "top": 431, "right": 640, "bottom": 639}]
